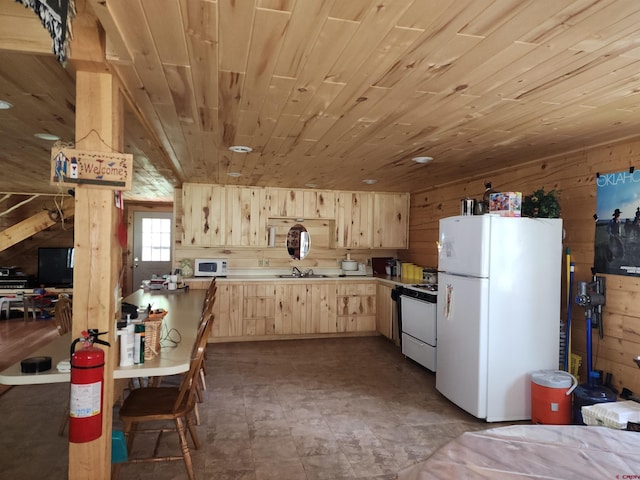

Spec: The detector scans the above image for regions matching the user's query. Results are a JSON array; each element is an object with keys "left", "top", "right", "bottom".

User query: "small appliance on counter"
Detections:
[
  {"left": 340, "top": 254, "right": 368, "bottom": 275},
  {"left": 371, "top": 257, "right": 394, "bottom": 275},
  {"left": 343, "top": 262, "right": 367, "bottom": 276},
  {"left": 194, "top": 258, "right": 227, "bottom": 277}
]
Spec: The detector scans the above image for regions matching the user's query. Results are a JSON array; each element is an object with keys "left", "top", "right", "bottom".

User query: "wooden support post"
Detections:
[{"left": 69, "top": 70, "right": 123, "bottom": 480}]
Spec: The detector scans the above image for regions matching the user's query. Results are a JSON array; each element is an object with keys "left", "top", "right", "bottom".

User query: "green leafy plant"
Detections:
[{"left": 522, "top": 188, "right": 561, "bottom": 218}]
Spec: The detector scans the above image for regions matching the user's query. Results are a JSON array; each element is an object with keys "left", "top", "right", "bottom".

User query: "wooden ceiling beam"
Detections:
[
  {"left": 0, "top": 196, "right": 75, "bottom": 252},
  {"left": 0, "top": 1, "right": 53, "bottom": 55}
]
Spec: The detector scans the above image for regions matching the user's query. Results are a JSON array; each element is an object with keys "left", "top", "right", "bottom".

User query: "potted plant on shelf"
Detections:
[{"left": 522, "top": 188, "right": 561, "bottom": 218}]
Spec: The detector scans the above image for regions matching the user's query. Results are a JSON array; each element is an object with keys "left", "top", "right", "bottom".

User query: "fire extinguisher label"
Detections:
[{"left": 70, "top": 381, "right": 102, "bottom": 418}]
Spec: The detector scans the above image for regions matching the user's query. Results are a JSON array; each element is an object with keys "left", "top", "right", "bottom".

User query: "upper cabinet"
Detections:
[
  {"left": 269, "top": 188, "right": 335, "bottom": 219},
  {"left": 182, "top": 184, "right": 225, "bottom": 246},
  {"left": 181, "top": 185, "right": 408, "bottom": 249},
  {"left": 372, "top": 193, "right": 409, "bottom": 249},
  {"left": 225, "top": 186, "right": 268, "bottom": 246},
  {"left": 335, "top": 192, "right": 373, "bottom": 248},
  {"left": 182, "top": 184, "right": 268, "bottom": 247}
]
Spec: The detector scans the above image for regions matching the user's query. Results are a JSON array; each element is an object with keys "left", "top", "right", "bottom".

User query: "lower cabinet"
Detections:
[
  {"left": 209, "top": 279, "right": 378, "bottom": 341},
  {"left": 211, "top": 283, "right": 243, "bottom": 338},
  {"left": 243, "top": 284, "right": 277, "bottom": 336},
  {"left": 376, "top": 283, "right": 394, "bottom": 339},
  {"left": 275, "top": 283, "right": 308, "bottom": 335},
  {"left": 336, "top": 282, "right": 376, "bottom": 333}
]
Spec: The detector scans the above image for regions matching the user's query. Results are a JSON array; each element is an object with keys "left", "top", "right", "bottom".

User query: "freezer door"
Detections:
[
  {"left": 436, "top": 273, "right": 489, "bottom": 419},
  {"left": 438, "top": 216, "right": 490, "bottom": 277}
]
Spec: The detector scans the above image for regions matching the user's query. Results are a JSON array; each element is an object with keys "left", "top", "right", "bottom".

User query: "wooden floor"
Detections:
[{"left": 0, "top": 316, "right": 58, "bottom": 396}]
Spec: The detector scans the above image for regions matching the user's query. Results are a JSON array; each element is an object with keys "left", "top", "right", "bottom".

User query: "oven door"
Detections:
[{"left": 400, "top": 295, "right": 436, "bottom": 346}]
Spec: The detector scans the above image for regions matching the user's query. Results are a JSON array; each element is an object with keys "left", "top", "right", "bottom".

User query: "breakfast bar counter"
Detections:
[{"left": 0, "top": 288, "right": 206, "bottom": 386}]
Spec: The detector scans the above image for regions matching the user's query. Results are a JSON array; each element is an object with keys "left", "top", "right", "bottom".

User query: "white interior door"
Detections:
[{"left": 132, "top": 211, "right": 173, "bottom": 290}]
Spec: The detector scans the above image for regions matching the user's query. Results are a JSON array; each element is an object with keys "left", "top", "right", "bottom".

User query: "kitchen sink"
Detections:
[{"left": 276, "top": 274, "right": 329, "bottom": 278}]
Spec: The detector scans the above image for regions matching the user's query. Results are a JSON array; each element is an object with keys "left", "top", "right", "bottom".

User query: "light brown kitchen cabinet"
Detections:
[
  {"left": 243, "top": 284, "right": 277, "bottom": 336},
  {"left": 336, "top": 282, "right": 377, "bottom": 332},
  {"left": 182, "top": 184, "right": 268, "bottom": 247},
  {"left": 306, "top": 283, "right": 338, "bottom": 333},
  {"left": 335, "top": 192, "right": 373, "bottom": 248},
  {"left": 204, "top": 279, "right": 379, "bottom": 341},
  {"left": 225, "top": 186, "right": 269, "bottom": 246},
  {"left": 372, "top": 192, "right": 409, "bottom": 248},
  {"left": 182, "top": 183, "right": 225, "bottom": 246},
  {"left": 268, "top": 187, "right": 335, "bottom": 219},
  {"left": 275, "top": 283, "right": 308, "bottom": 334},
  {"left": 376, "top": 283, "right": 394, "bottom": 339},
  {"left": 211, "top": 283, "right": 243, "bottom": 338}
]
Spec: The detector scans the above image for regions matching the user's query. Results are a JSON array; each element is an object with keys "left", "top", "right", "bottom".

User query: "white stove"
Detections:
[{"left": 399, "top": 283, "right": 437, "bottom": 372}]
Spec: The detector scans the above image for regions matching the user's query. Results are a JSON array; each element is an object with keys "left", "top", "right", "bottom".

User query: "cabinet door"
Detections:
[
  {"left": 211, "top": 283, "right": 243, "bottom": 338},
  {"left": 336, "top": 282, "right": 376, "bottom": 332},
  {"left": 335, "top": 192, "right": 373, "bottom": 248},
  {"left": 303, "top": 190, "right": 335, "bottom": 218},
  {"left": 269, "top": 188, "right": 305, "bottom": 218},
  {"left": 269, "top": 188, "right": 335, "bottom": 219},
  {"left": 225, "top": 186, "right": 268, "bottom": 246},
  {"left": 376, "top": 283, "right": 393, "bottom": 339},
  {"left": 182, "top": 183, "right": 225, "bottom": 246},
  {"left": 306, "top": 283, "right": 337, "bottom": 333},
  {"left": 275, "top": 283, "right": 308, "bottom": 334},
  {"left": 243, "top": 284, "right": 276, "bottom": 336},
  {"left": 373, "top": 193, "right": 409, "bottom": 248}
]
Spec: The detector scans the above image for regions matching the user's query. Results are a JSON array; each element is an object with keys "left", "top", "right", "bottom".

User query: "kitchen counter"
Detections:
[
  {"left": 183, "top": 274, "right": 413, "bottom": 287},
  {"left": 0, "top": 289, "right": 205, "bottom": 385}
]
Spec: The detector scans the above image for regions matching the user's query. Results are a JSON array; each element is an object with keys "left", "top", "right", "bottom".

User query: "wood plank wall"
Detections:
[{"left": 406, "top": 138, "right": 640, "bottom": 396}]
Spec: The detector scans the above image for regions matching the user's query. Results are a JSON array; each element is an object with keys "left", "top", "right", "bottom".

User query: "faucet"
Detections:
[{"left": 292, "top": 266, "right": 303, "bottom": 277}]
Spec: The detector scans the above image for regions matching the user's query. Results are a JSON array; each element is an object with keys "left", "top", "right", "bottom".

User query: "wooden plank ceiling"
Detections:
[{"left": 2, "top": 0, "right": 640, "bottom": 201}]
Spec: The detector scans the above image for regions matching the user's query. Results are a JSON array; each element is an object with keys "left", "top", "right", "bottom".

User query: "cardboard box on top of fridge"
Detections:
[{"left": 489, "top": 192, "right": 522, "bottom": 217}]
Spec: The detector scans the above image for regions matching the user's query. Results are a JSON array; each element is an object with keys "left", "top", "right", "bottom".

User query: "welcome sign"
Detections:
[{"left": 51, "top": 148, "right": 133, "bottom": 190}]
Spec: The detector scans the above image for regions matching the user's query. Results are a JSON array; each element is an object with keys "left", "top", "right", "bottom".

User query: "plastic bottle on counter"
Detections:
[
  {"left": 134, "top": 324, "right": 145, "bottom": 364},
  {"left": 117, "top": 323, "right": 135, "bottom": 367}
]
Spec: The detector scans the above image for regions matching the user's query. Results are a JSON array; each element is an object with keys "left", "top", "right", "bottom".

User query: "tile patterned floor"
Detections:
[{"left": 0, "top": 336, "right": 496, "bottom": 479}]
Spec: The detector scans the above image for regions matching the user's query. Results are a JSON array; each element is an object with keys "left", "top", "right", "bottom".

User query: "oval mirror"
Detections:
[{"left": 286, "top": 223, "right": 310, "bottom": 260}]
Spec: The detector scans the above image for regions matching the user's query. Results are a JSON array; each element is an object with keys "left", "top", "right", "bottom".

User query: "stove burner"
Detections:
[{"left": 410, "top": 283, "right": 438, "bottom": 292}]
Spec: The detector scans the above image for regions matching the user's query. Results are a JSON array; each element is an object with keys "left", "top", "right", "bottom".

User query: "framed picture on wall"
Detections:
[{"left": 594, "top": 169, "right": 640, "bottom": 276}]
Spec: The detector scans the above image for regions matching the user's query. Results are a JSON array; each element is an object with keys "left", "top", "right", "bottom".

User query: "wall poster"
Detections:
[{"left": 594, "top": 169, "right": 640, "bottom": 276}]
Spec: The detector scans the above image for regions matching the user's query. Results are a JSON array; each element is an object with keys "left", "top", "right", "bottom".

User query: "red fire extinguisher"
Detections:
[{"left": 69, "top": 329, "right": 110, "bottom": 443}]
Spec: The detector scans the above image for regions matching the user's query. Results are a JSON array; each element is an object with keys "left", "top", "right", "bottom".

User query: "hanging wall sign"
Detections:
[
  {"left": 51, "top": 148, "right": 133, "bottom": 191},
  {"left": 594, "top": 168, "right": 640, "bottom": 276}
]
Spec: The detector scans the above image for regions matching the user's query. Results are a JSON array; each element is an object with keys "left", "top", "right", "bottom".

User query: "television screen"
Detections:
[{"left": 37, "top": 247, "right": 74, "bottom": 287}]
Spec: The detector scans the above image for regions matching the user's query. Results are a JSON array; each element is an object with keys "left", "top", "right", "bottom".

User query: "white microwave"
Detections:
[{"left": 194, "top": 258, "right": 227, "bottom": 277}]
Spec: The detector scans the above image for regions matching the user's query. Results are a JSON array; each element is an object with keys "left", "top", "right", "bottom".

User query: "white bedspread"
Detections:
[{"left": 395, "top": 424, "right": 640, "bottom": 479}]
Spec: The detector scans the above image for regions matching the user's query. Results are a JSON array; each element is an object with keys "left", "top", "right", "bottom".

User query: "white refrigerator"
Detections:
[{"left": 436, "top": 215, "right": 563, "bottom": 422}]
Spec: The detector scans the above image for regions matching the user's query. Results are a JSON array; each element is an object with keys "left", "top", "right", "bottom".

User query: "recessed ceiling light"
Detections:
[
  {"left": 304, "top": 183, "right": 319, "bottom": 188},
  {"left": 362, "top": 179, "right": 378, "bottom": 185},
  {"left": 412, "top": 156, "right": 433, "bottom": 164},
  {"left": 229, "top": 145, "right": 252, "bottom": 153},
  {"left": 34, "top": 133, "right": 60, "bottom": 141},
  {"left": 227, "top": 172, "right": 242, "bottom": 177},
  {"left": 0, "top": 100, "right": 12, "bottom": 110}
]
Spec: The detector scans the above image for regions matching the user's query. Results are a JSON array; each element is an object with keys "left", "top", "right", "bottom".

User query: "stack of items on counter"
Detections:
[
  {"left": 142, "top": 272, "right": 186, "bottom": 291},
  {"left": 117, "top": 303, "right": 168, "bottom": 365}
]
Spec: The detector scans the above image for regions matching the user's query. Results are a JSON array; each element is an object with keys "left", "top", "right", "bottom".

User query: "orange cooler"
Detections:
[{"left": 530, "top": 370, "right": 577, "bottom": 425}]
